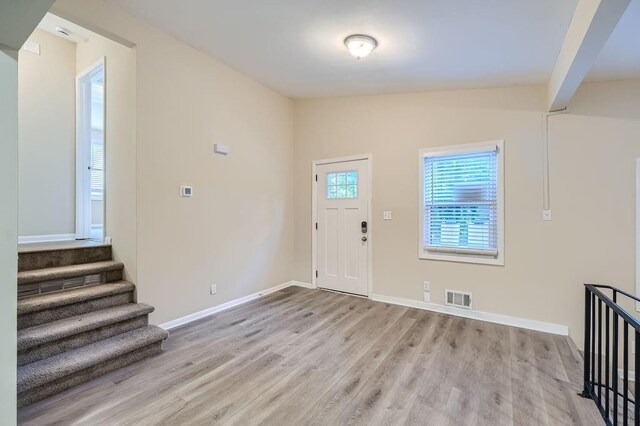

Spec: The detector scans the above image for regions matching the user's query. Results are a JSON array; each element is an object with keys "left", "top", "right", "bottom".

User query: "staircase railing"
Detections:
[{"left": 582, "top": 284, "right": 640, "bottom": 425}]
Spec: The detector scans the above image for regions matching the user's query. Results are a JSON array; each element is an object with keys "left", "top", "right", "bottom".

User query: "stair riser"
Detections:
[
  {"left": 106, "top": 269, "right": 123, "bottom": 282},
  {"left": 19, "top": 246, "right": 112, "bottom": 272},
  {"left": 18, "top": 270, "right": 124, "bottom": 298},
  {"left": 17, "top": 342, "right": 163, "bottom": 408},
  {"left": 18, "top": 292, "right": 134, "bottom": 330},
  {"left": 18, "top": 316, "right": 149, "bottom": 366}
]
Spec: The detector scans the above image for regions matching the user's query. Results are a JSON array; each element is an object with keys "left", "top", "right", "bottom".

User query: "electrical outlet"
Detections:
[
  {"left": 423, "top": 292, "right": 431, "bottom": 302},
  {"left": 423, "top": 281, "right": 430, "bottom": 292},
  {"left": 210, "top": 284, "right": 217, "bottom": 295}
]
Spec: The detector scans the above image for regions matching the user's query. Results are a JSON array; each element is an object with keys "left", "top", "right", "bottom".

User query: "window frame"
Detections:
[{"left": 418, "top": 140, "right": 505, "bottom": 266}]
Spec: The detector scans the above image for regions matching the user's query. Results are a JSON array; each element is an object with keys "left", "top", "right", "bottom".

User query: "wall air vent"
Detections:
[{"left": 445, "top": 289, "right": 472, "bottom": 309}]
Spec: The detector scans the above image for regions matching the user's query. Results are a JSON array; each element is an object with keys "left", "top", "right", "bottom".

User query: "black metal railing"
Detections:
[{"left": 582, "top": 284, "right": 640, "bottom": 425}]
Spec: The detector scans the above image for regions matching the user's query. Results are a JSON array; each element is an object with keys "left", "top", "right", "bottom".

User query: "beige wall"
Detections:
[
  {"left": 53, "top": 0, "right": 294, "bottom": 325},
  {"left": 0, "top": 46, "right": 19, "bottom": 425},
  {"left": 18, "top": 29, "right": 76, "bottom": 237},
  {"left": 76, "top": 30, "right": 137, "bottom": 283},
  {"left": 293, "top": 81, "right": 640, "bottom": 347},
  {"left": 49, "top": 1, "right": 639, "bottom": 348}
]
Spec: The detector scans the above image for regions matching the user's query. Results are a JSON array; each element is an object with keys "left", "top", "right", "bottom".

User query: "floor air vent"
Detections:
[{"left": 445, "top": 289, "right": 472, "bottom": 309}]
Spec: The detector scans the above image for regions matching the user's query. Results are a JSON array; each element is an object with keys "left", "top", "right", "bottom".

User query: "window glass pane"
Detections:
[
  {"left": 423, "top": 149, "right": 498, "bottom": 253},
  {"left": 326, "top": 171, "right": 358, "bottom": 199}
]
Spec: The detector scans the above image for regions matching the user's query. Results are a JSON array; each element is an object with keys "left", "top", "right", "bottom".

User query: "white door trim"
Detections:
[
  {"left": 75, "top": 57, "right": 106, "bottom": 241},
  {"left": 312, "top": 154, "right": 373, "bottom": 297}
]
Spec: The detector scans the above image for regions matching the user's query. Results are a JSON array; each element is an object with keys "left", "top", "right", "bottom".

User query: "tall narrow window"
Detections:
[{"left": 419, "top": 141, "right": 504, "bottom": 265}]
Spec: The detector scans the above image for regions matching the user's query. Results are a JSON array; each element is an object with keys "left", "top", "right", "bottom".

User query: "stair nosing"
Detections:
[
  {"left": 17, "top": 281, "right": 135, "bottom": 315},
  {"left": 17, "top": 303, "right": 155, "bottom": 351},
  {"left": 18, "top": 260, "right": 124, "bottom": 285},
  {"left": 17, "top": 325, "right": 168, "bottom": 393}
]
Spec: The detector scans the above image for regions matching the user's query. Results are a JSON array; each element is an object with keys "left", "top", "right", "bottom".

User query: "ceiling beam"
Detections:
[{"left": 547, "top": 0, "right": 630, "bottom": 111}]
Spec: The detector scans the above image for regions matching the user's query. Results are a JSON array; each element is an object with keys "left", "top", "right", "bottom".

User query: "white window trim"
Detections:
[{"left": 418, "top": 140, "right": 505, "bottom": 266}]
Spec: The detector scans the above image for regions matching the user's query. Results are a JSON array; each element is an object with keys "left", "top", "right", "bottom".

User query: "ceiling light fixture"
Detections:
[
  {"left": 344, "top": 34, "right": 378, "bottom": 59},
  {"left": 55, "top": 26, "right": 71, "bottom": 37}
]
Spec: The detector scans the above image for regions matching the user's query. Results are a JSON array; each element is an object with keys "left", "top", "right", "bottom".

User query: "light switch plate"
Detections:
[
  {"left": 543, "top": 209, "right": 552, "bottom": 221},
  {"left": 383, "top": 211, "right": 393, "bottom": 220}
]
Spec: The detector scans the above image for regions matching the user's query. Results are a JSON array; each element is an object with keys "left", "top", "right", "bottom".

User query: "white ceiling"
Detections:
[{"left": 107, "top": 0, "right": 638, "bottom": 99}]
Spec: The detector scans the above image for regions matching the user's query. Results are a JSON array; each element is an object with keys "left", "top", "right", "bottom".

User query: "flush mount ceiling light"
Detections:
[
  {"left": 55, "top": 26, "right": 71, "bottom": 37},
  {"left": 344, "top": 34, "right": 378, "bottom": 59}
]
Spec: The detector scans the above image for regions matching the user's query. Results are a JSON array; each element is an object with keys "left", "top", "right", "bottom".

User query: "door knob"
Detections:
[{"left": 361, "top": 236, "right": 368, "bottom": 242}]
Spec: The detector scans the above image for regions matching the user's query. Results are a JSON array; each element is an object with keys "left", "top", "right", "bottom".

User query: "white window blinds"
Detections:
[
  {"left": 423, "top": 147, "right": 498, "bottom": 257},
  {"left": 90, "top": 141, "right": 104, "bottom": 199}
]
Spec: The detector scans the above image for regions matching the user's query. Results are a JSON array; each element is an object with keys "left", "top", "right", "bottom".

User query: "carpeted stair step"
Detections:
[
  {"left": 18, "top": 303, "right": 155, "bottom": 366},
  {"left": 18, "top": 260, "right": 124, "bottom": 286},
  {"left": 19, "top": 245, "right": 113, "bottom": 272},
  {"left": 18, "top": 282, "right": 135, "bottom": 330},
  {"left": 17, "top": 325, "right": 169, "bottom": 407}
]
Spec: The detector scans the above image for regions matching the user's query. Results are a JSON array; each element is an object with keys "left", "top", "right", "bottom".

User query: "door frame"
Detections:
[
  {"left": 312, "top": 153, "right": 373, "bottom": 297},
  {"left": 75, "top": 57, "right": 106, "bottom": 241}
]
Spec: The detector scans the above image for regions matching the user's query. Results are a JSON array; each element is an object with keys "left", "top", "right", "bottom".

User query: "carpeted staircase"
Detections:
[{"left": 16, "top": 243, "right": 168, "bottom": 407}]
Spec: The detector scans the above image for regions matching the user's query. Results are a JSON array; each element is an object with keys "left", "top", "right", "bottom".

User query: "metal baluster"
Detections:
[
  {"left": 635, "top": 336, "right": 639, "bottom": 425},
  {"left": 592, "top": 294, "right": 596, "bottom": 394},
  {"left": 598, "top": 299, "right": 602, "bottom": 406},
  {"left": 612, "top": 312, "right": 618, "bottom": 425},
  {"left": 623, "top": 322, "right": 628, "bottom": 426},
  {"left": 606, "top": 306, "right": 610, "bottom": 418},
  {"left": 582, "top": 287, "right": 592, "bottom": 398}
]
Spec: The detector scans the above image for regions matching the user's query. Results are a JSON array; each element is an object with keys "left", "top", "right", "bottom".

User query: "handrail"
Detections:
[
  {"left": 582, "top": 283, "right": 640, "bottom": 425},
  {"left": 587, "top": 283, "right": 640, "bottom": 304},
  {"left": 585, "top": 284, "right": 640, "bottom": 333}
]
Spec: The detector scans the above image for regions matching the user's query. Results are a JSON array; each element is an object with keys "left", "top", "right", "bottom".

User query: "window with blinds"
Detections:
[{"left": 420, "top": 141, "right": 503, "bottom": 264}]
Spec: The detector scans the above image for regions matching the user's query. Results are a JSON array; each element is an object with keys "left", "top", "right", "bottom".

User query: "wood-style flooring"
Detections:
[{"left": 18, "top": 286, "right": 602, "bottom": 425}]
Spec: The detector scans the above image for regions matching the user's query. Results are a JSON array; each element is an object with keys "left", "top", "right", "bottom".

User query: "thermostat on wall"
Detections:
[{"left": 180, "top": 186, "right": 193, "bottom": 197}]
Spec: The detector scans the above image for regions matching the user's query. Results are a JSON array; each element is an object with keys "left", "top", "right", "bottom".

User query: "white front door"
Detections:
[{"left": 316, "top": 159, "right": 369, "bottom": 296}]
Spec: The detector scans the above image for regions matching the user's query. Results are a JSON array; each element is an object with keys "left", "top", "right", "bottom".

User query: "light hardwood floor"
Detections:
[{"left": 18, "top": 286, "right": 602, "bottom": 425}]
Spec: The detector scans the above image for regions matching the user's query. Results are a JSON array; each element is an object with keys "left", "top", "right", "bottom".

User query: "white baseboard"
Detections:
[
  {"left": 292, "top": 280, "right": 314, "bottom": 289},
  {"left": 157, "top": 279, "right": 568, "bottom": 336},
  {"left": 158, "top": 281, "right": 309, "bottom": 330},
  {"left": 619, "top": 368, "right": 636, "bottom": 382},
  {"left": 18, "top": 233, "right": 76, "bottom": 244},
  {"left": 370, "top": 293, "right": 569, "bottom": 336}
]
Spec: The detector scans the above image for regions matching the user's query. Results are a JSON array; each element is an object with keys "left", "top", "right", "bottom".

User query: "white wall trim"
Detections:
[
  {"left": 18, "top": 234, "right": 76, "bottom": 244},
  {"left": 158, "top": 281, "right": 310, "bottom": 330},
  {"left": 370, "top": 293, "right": 569, "bottom": 336},
  {"left": 156, "top": 278, "right": 569, "bottom": 336},
  {"left": 619, "top": 368, "right": 636, "bottom": 383}
]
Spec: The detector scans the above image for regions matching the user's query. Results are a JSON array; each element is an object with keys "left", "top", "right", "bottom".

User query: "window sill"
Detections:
[{"left": 419, "top": 251, "right": 504, "bottom": 266}]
